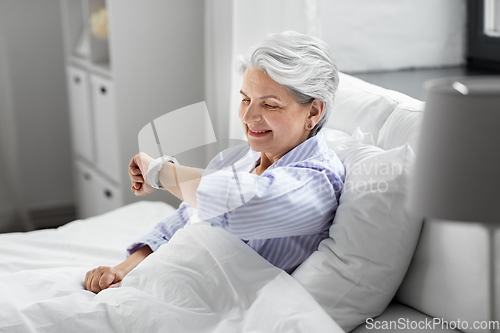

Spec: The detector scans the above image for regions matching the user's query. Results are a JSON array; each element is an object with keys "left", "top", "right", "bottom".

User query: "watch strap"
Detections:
[{"left": 146, "top": 155, "right": 179, "bottom": 190}]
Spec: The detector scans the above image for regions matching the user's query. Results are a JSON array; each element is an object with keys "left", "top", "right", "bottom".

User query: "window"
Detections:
[
  {"left": 467, "top": 0, "right": 500, "bottom": 71},
  {"left": 484, "top": 0, "right": 500, "bottom": 37}
]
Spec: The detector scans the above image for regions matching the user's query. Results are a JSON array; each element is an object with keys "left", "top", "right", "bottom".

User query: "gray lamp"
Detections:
[{"left": 410, "top": 77, "right": 500, "bottom": 332}]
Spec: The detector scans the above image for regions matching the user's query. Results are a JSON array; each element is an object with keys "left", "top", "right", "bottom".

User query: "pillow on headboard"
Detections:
[
  {"left": 292, "top": 128, "right": 423, "bottom": 332},
  {"left": 328, "top": 73, "right": 421, "bottom": 143},
  {"left": 376, "top": 102, "right": 424, "bottom": 151}
]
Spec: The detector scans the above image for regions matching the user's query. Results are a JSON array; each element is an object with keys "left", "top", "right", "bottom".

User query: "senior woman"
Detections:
[{"left": 84, "top": 31, "right": 345, "bottom": 294}]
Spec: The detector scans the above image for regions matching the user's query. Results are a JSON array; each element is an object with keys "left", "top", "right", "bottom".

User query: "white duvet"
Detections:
[{"left": 0, "top": 202, "right": 343, "bottom": 332}]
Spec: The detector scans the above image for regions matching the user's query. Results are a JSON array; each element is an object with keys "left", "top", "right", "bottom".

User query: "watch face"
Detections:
[
  {"left": 146, "top": 160, "right": 164, "bottom": 190},
  {"left": 161, "top": 156, "right": 179, "bottom": 165},
  {"left": 138, "top": 101, "right": 248, "bottom": 169},
  {"left": 138, "top": 101, "right": 256, "bottom": 214},
  {"left": 138, "top": 102, "right": 217, "bottom": 160}
]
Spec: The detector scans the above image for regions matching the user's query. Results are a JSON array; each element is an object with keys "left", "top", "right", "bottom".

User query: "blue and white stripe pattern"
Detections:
[{"left": 127, "top": 131, "right": 345, "bottom": 274}]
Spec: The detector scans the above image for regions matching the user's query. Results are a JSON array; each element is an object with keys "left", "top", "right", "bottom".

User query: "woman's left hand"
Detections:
[{"left": 129, "top": 152, "right": 155, "bottom": 196}]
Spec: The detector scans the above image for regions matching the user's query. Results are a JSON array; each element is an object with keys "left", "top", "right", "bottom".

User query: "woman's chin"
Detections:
[
  {"left": 247, "top": 140, "right": 267, "bottom": 152},
  {"left": 247, "top": 142, "right": 262, "bottom": 152},
  {"left": 245, "top": 130, "right": 275, "bottom": 152}
]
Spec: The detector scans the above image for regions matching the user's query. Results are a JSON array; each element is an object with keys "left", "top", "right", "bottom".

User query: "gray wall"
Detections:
[
  {"left": 0, "top": 21, "right": 17, "bottom": 228},
  {"left": 0, "top": 0, "right": 73, "bottom": 229},
  {"left": 0, "top": 0, "right": 469, "bottom": 231},
  {"left": 321, "top": 0, "right": 466, "bottom": 73},
  {"left": 108, "top": 0, "right": 205, "bottom": 208},
  {"left": 0, "top": 0, "right": 206, "bottom": 229}
]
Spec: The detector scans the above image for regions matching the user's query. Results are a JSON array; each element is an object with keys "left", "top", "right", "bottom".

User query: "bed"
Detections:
[
  {"left": 0, "top": 72, "right": 427, "bottom": 332},
  {"left": 0, "top": 201, "right": 345, "bottom": 332}
]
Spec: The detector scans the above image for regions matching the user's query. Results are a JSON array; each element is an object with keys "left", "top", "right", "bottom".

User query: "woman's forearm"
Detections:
[
  {"left": 85, "top": 244, "right": 153, "bottom": 293},
  {"left": 114, "top": 245, "right": 153, "bottom": 278},
  {"left": 159, "top": 163, "right": 203, "bottom": 208}
]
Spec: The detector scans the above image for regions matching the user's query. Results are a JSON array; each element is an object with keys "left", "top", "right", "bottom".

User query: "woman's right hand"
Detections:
[
  {"left": 84, "top": 266, "right": 125, "bottom": 294},
  {"left": 84, "top": 245, "right": 152, "bottom": 294},
  {"left": 129, "top": 152, "right": 155, "bottom": 196}
]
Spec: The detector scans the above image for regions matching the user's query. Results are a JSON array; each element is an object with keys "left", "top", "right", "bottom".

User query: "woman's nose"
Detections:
[{"left": 241, "top": 103, "right": 262, "bottom": 124}]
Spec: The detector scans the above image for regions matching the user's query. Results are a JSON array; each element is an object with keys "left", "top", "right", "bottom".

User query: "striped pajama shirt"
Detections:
[{"left": 127, "top": 131, "right": 345, "bottom": 274}]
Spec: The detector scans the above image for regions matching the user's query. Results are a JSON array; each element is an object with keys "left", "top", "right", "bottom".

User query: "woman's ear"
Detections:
[{"left": 307, "top": 100, "right": 325, "bottom": 126}]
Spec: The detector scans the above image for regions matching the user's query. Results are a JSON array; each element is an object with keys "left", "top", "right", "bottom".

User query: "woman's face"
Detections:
[{"left": 239, "top": 68, "right": 319, "bottom": 162}]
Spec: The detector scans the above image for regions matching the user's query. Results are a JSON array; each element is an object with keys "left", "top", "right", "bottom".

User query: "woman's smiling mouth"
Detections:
[{"left": 248, "top": 127, "right": 272, "bottom": 137}]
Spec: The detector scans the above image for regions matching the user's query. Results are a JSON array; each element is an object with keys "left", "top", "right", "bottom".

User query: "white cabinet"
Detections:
[
  {"left": 75, "top": 161, "right": 122, "bottom": 219},
  {"left": 61, "top": 0, "right": 204, "bottom": 218},
  {"left": 67, "top": 69, "right": 121, "bottom": 218},
  {"left": 74, "top": 161, "right": 95, "bottom": 219},
  {"left": 94, "top": 171, "right": 122, "bottom": 216},
  {"left": 62, "top": 0, "right": 122, "bottom": 218},
  {"left": 90, "top": 74, "right": 120, "bottom": 182},
  {"left": 66, "top": 66, "right": 94, "bottom": 162}
]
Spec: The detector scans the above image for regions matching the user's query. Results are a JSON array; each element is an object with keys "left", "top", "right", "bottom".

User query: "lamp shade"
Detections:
[{"left": 410, "top": 77, "right": 500, "bottom": 223}]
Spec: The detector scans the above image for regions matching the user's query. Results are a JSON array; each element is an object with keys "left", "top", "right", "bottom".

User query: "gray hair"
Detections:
[{"left": 238, "top": 31, "right": 339, "bottom": 137}]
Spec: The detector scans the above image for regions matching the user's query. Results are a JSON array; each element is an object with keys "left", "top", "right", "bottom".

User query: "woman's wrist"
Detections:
[
  {"left": 159, "top": 163, "right": 203, "bottom": 208},
  {"left": 158, "top": 161, "right": 178, "bottom": 188},
  {"left": 147, "top": 156, "right": 179, "bottom": 189},
  {"left": 114, "top": 245, "right": 152, "bottom": 278}
]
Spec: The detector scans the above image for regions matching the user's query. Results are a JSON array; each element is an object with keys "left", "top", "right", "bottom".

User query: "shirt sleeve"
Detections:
[
  {"left": 196, "top": 163, "right": 342, "bottom": 240},
  {"left": 126, "top": 202, "right": 192, "bottom": 256},
  {"left": 125, "top": 144, "right": 249, "bottom": 256}
]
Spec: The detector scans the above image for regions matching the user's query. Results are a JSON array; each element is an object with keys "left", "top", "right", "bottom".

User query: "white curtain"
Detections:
[{"left": 0, "top": 19, "right": 34, "bottom": 232}]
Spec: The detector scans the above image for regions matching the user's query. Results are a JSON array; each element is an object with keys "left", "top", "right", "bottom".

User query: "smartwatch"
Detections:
[{"left": 146, "top": 155, "right": 179, "bottom": 190}]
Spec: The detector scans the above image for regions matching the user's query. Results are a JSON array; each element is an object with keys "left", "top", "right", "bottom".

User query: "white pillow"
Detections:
[
  {"left": 322, "top": 128, "right": 374, "bottom": 146},
  {"left": 377, "top": 102, "right": 424, "bottom": 152},
  {"left": 322, "top": 128, "right": 350, "bottom": 141},
  {"left": 327, "top": 73, "right": 403, "bottom": 142},
  {"left": 292, "top": 131, "right": 422, "bottom": 332}
]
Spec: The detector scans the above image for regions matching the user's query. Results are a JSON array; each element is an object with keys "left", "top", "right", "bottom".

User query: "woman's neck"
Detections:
[{"left": 255, "top": 152, "right": 280, "bottom": 175}]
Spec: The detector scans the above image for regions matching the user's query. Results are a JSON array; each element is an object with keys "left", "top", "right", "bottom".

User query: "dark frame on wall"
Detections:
[{"left": 468, "top": 0, "right": 500, "bottom": 71}]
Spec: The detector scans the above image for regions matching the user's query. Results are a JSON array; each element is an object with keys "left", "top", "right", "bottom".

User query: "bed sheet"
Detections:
[{"left": 0, "top": 201, "right": 343, "bottom": 332}]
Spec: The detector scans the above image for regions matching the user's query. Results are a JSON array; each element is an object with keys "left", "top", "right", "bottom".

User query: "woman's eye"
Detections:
[
  {"left": 242, "top": 99, "right": 250, "bottom": 104},
  {"left": 265, "top": 104, "right": 278, "bottom": 109}
]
